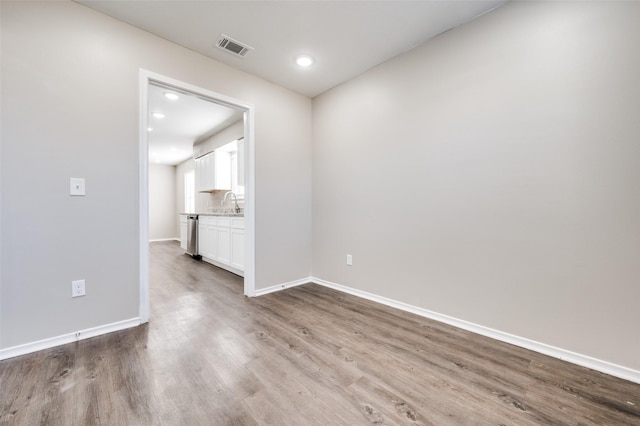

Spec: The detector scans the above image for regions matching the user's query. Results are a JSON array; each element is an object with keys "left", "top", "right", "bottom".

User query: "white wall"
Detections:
[
  {"left": 312, "top": 1, "right": 640, "bottom": 371},
  {"left": 149, "top": 164, "right": 177, "bottom": 241},
  {"left": 1, "top": 1, "right": 312, "bottom": 349}
]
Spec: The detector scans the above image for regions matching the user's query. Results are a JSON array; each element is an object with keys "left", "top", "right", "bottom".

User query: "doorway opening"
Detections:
[{"left": 139, "top": 70, "right": 255, "bottom": 323}]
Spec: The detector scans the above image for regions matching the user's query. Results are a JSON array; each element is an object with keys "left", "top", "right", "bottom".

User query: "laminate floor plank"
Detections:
[
  {"left": 284, "top": 287, "right": 544, "bottom": 423},
  {"left": 237, "top": 298, "right": 371, "bottom": 423},
  {"left": 291, "top": 284, "right": 539, "bottom": 405},
  {"left": 1, "top": 240, "right": 639, "bottom": 425}
]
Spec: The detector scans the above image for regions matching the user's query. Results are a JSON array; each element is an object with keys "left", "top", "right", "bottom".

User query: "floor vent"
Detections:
[{"left": 216, "top": 35, "right": 253, "bottom": 57}]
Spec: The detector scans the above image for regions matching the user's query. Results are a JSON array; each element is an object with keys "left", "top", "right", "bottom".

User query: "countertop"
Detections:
[{"left": 180, "top": 211, "right": 244, "bottom": 217}]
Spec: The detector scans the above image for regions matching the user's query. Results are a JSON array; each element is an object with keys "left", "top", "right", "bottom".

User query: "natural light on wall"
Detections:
[{"left": 184, "top": 170, "right": 195, "bottom": 212}]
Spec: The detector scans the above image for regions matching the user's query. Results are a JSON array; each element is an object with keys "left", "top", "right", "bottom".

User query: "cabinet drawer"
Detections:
[
  {"left": 231, "top": 218, "right": 244, "bottom": 229},
  {"left": 217, "top": 217, "right": 231, "bottom": 228},
  {"left": 199, "top": 215, "right": 215, "bottom": 225}
]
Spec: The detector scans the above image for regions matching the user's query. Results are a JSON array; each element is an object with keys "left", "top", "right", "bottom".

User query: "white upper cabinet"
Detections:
[{"left": 195, "top": 151, "right": 231, "bottom": 192}]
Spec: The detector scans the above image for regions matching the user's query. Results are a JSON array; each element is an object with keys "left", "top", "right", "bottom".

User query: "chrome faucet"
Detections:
[{"left": 222, "top": 191, "right": 241, "bottom": 214}]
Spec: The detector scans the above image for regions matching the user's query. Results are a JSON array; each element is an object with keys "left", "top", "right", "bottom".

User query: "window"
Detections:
[
  {"left": 184, "top": 170, "right": 195, "bottom": 212},
  {"left": 230, "top": 151, "right": 245, "bottom": 199}
]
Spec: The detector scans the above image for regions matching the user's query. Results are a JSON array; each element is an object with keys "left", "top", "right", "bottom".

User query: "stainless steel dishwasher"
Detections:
[{"left": 186, "top": 214, "right": 201, "bottom": 259}]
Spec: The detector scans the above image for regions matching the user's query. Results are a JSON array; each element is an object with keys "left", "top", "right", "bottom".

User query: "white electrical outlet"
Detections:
[
  {"left": 70, "top": 178, "right": 86, "bottom": 196},
  {"left": 346, "top": 254, "right": 353, "bottom": 266},
  {"left": 72, "top": 279, "right": 85, "bottom": 297}
]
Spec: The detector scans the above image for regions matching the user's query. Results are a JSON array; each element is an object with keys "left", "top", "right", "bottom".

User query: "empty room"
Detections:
[{"left": 1, "top": 0, "right": 639, "bottom": 424}]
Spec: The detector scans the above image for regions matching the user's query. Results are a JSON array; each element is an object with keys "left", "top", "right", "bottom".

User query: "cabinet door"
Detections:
[
  {"left": 201, "top": 154, "right": 210, "bottom": 191},
  {"left": 198, "top": 222, "right": 207, "bottom": 256},
  {"left": 194, "top": 157, "right": 202, "bottom": 192},
  {"left": 195, "top": 155, "right": 214, "bottom": 192},
  {"left": 216, "top": 226, "right": 231, "bottom": 265},
  {"left": 207, "top": 153, "right": 216, "bottom": 191},
  {"left": 195, "top": 153, "right": 215, "bottom": 192},
  {"left": 207, "top": 222, "right": 217, "bottom": 259},
  {"left": 230, "top": 228, "right": 244, "bottom": 271},
  {"left": 180, "top": 221, "right": 187, "bottom": 250}
]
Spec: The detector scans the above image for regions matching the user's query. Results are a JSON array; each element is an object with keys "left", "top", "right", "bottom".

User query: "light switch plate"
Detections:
[{"left": 70, "top": 178, "right": 85, "bottom": 196}]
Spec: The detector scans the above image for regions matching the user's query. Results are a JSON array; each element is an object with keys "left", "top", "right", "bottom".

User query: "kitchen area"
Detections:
[
  {"left": 180, "top": 130, "right": 246, "bottom": 277},
  {"left": 148, "top": 82, "right": 246, "bottom": 277}
]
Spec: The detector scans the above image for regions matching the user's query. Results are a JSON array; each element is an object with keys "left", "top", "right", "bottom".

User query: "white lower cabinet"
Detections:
[
  {"left": 216, "top": 217, "right": 231, "bottom": 265},
  {"left": 230, "top": 217, "right": 244, "bottom": 270},
  {"left": 198, "top": 216, "right": 214, "bottom": 259},
  {"left": 197, "top": 215, "right": 244, "bottom": 276},
  {"left": 230, "top": 228, "right": 245, "bottom": 270},
  {"left": 179, "top": 215, "right": 187, "bottom": 250}
]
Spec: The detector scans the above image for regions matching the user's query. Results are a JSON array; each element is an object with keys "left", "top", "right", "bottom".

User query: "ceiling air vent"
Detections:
[{"left": 216, "top": 35, "right": 253, "bottom": 58}]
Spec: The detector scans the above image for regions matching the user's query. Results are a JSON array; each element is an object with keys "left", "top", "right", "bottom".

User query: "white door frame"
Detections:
[{"left": 139, "top": 69, "right": 256, "bottom": 323}]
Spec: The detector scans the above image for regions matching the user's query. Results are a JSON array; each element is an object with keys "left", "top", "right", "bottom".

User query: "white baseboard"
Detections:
[
  {"left": 310, "top": 277, "right": 640, "bottom": 385},
  {"left": 252, "top": 276, "right": 311, "bottom": 297},
  {"left": 0, "top": 317, "right": 141, "bottom": 361},
  {"left": 149, "top": 238, "right": 179, "bottom": 243},
  {"left": 201, "top": 256, "right": 244, "bottom": 278}
]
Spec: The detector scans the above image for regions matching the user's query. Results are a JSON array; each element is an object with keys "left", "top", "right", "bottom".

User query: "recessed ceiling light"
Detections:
[
  {"left": 164, "top": 92, "right": 179, "bottom": 100},
  {"left": 295, "top": 54, "right": 314, "bottom": 67},
  {"left": 152, "top": 112, "right": 165, "bottom": 119},
  {"left": 147, "top": 127, "right": 153, "bottom": 132}
]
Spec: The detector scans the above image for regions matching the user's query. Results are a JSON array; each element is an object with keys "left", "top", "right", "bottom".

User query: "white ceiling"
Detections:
[
  {"left": 81, "top": 1, "right": 508, "bottom": 166},
  {"left": 78, "top": 0, "right": 507, "bottom": 98},
  {"left": 147, "top": 84, "right": 243, "bottom": 165}
]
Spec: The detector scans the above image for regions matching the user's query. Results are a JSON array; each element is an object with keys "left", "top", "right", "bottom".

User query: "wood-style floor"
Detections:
[{"left": 1, "top": 241, "right": 639, "bottom": 425}]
